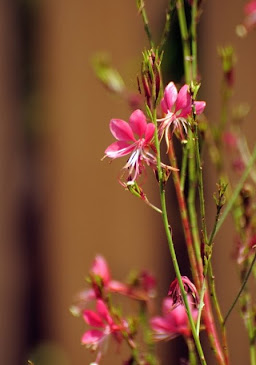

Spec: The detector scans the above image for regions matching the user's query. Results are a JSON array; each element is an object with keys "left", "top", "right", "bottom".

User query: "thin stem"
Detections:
[
  {"left": 224, "top": 252, "right": 256, "bottom": 325},
  {"left": 180, "top": 143, "right": 189, "bottom": 191},
  {"left": 159, "top": 0, "right": 176, "bottom": 51},
  {"left": 187, "top": 133, "right": 202, "bottom": 271},
  {"left": 245, "top": 293, "right": 256, "bottom": 365},
  {"left": 191, "top": 0, "right": 198, "bottom": 80},
  {"left": 187, "top": 337, "right": 198, "bottom": 365},
  {"left": 207, "top": 262, "right": 229, "bottom": 363},
  {"left": 151, "top": 109, "right": 207, "bottom": 365},
  {"left": 136, "top": 0, "right": 154, "bottom": 48},
  {"left": 194, "top": 124, "right": 208, "bottom": 246},
  {"left": 176, "top": 0, "right": 192, "bottom": 81},
  {"left": 214, "top": 145, "right": 256, "bottom": 238},
  {"left": 168, "top": 139, "right": 200, "bottom": 288}
]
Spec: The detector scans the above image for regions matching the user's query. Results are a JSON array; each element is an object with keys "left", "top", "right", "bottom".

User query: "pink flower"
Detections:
[
  {"left": 158, "top": 82, "right": 206, "bottom": 145},
  {"left": 90, "top": 255, "right": 128, "bottom": 295},
  {"left": 71, "top": 256, "right": 128, "bottom": 315},
  {"left": 244, "top": 1, "right": 256, "bottom": 31},
  {"left": 105, "top": 109, "right": 168, "bottom": 183},
  {"left": 150, "top": 297, "right": 198, "bottom": 341},
  {"left": 82, "top": 300, "right": 126, "bottom": 363}
]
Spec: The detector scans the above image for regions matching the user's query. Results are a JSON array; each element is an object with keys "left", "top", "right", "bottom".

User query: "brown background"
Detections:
[{"left": 0, "top": 0, "right": 255, "bottom": 364}]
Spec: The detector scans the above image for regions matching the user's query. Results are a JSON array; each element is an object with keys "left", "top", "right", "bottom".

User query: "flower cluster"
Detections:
[
  {"left": 104, "top": 82, "right": 206, "bottom": 185},
  {"left": 72, "top": 256, "right": 199, "bottom": 364},
  {"left": 71, "top": 256, "right": 157, "bottom": 365}
]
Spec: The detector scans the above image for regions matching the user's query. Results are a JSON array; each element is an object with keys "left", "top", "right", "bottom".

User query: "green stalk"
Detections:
[
  {"left": 224, "top": 252, "right": 256, "bottom": 325},
  {"left": 214, "top": 145, "right": 256, "bottom": 239},
  {"left": 168, "top": 139, "right": 200, "bottom": 288},
  {"left": 176, "top": 3, "right": 226, "bottom": 363},
  {"left": 187, "top": 133, "right": 203, "bottom": 271},
  {"left": 191, "top": 0, "right": 198, "bottom": 80},
  {"left": 136, "top": 0, "right": 154, "bottom": 48},
  {"left": 187, "top": 337, "right": 198, "bottom": 365},
  {"left": 176, "top": 0, "right": 192, "bottom": 81},
  {"left": 151, "top": 107, "right": 207, "bottom": 365},
  {"left": 180, "top": 143, "right": 188, "bottom": 191},
  {"left": 194, "top": 124, "right": 208, "bottom": 246}
]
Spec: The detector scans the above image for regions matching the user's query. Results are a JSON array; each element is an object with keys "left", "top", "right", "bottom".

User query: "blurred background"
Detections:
[{"left": 1, "top": 0, "right": 256, "bottom": 364}]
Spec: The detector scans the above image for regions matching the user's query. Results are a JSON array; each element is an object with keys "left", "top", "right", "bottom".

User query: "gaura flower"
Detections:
[
  {"left": 70, "top": 256, "right": 128, "bottom": 316},
  {"left": 90, "top": 255, "right": 128, "bottom": 295},
  {"left": 82, "top": 299, "right": 127, "bottom": 363},
  {"left": 158, "top": 82, "right": 206, "bottom": 146},
  {"left": 104, "top": 109, "right": 176, "bottom": 183},
  {"left": 239, "top": 0, "right": 256, "bottom": 35},
  {"left": 150, "top": 296, "right": 198, "bottom": 341}
]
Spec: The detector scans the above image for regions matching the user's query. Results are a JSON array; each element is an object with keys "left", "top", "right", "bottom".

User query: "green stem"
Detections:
[
  {"left": 194, "top": 124, "right": 208, "bottom": 246},
  {"left": 224, "top": 252, "right": 256, "bottom": 325},
  {"left": 214, "top": 145, "right": 256, "bottom": 239},
  {"left": 187, "top": 337, "right": 198, "bottom": 365},
  {"left": 208, "top": 262, "right": 229, "bottom": 363},
  {"left": 159, "top": 0, "right": 176, "bottom": 51},
  {"left": 151, "top": 108, "right": 207, "bottom": 365},
  {"left": 136, "top": 0, "right": 154, "bottom": 48},
  {"left": 191, "top": 0, "right": 198, "bottom": 80},
  {"left": 168, "top": 139, "right": 200, "bottom": 288},
  {"left": 176, "top": 0, "right": 192, "bottom": 81},
  {"left": 180, "top": 143, "right": 188, "bottom": 191},
  {"left": 187, "top": 133, "right": 202, "bottom": 271}
]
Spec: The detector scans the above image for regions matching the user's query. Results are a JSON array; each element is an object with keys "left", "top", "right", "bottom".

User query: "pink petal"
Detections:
[
  {"left": 245, "top": 0, "right": 256, "bottom": 15},
  {"left": 163, "top": 82, "right": 178, "bottom": 111},
  {"left": 105, "top": 141, "right": 135, "bottom": 159},
  {"left": 150, "top": 316, "right": 173, "bottom": 332},
  {"left": 96, "top": 300, "right": 112, "bottom": 324},
  {"left": 77, "top": 288, "right": 96, "bottom": 301},
  {"left": 162, "top": 297, "right": 174, "bottom": 316},
  {"left": 175, "top": 84, "right": 191, "bottom": 116},
  {"left": 194, "top": 101, "right": 206, "bottom": 115},
  {"left": 144, "top": 123, "right": 155, "bottom": 143},
  {"left": 83, "top": 310, "right": 105, "bottom": 328},
  {"left": 110, "top": 119, "right": 135, "bottom": 142},
  {"left": 160, "top": 97, "right": 168, "bottom": 114},
  {"left": 81, "top": 329, "right": 104, "bottom": 345},
  {"left": 129, "top": 109, "right": 147, "bottom": 138},
  {"left": 108, "top": 280, "right": 128, "bottom": 295},
  {"left": 91, "top": 255, "right": 111, "bottom": 284},
  {"left": 170, "top": 305, "right": 188, "bottom": 328}
]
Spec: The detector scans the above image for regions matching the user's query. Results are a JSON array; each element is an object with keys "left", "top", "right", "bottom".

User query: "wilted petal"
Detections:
[
  {"left": 81, "top": 329, "right": 104, "bottom": 345},
  {"left": 129, "top": 109, "right": 147, "bottom": 138},
  {"left": 144, "top": 123, "right": 155, "bottom": 143},
  {"left": 105, "top": 141, "right": 135, "bottom": 159},
  {"left": 163, "top": 82, "right": 178, "bottom": 111},
  {"left": 83, "top": 310, "right": 105, "bottom": 328},
  {"left": 110, "top": 119, "right": 135, "bottom": 142},
  {"left": 194, "top": 101, "right": 206, "bottom": 115}
]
